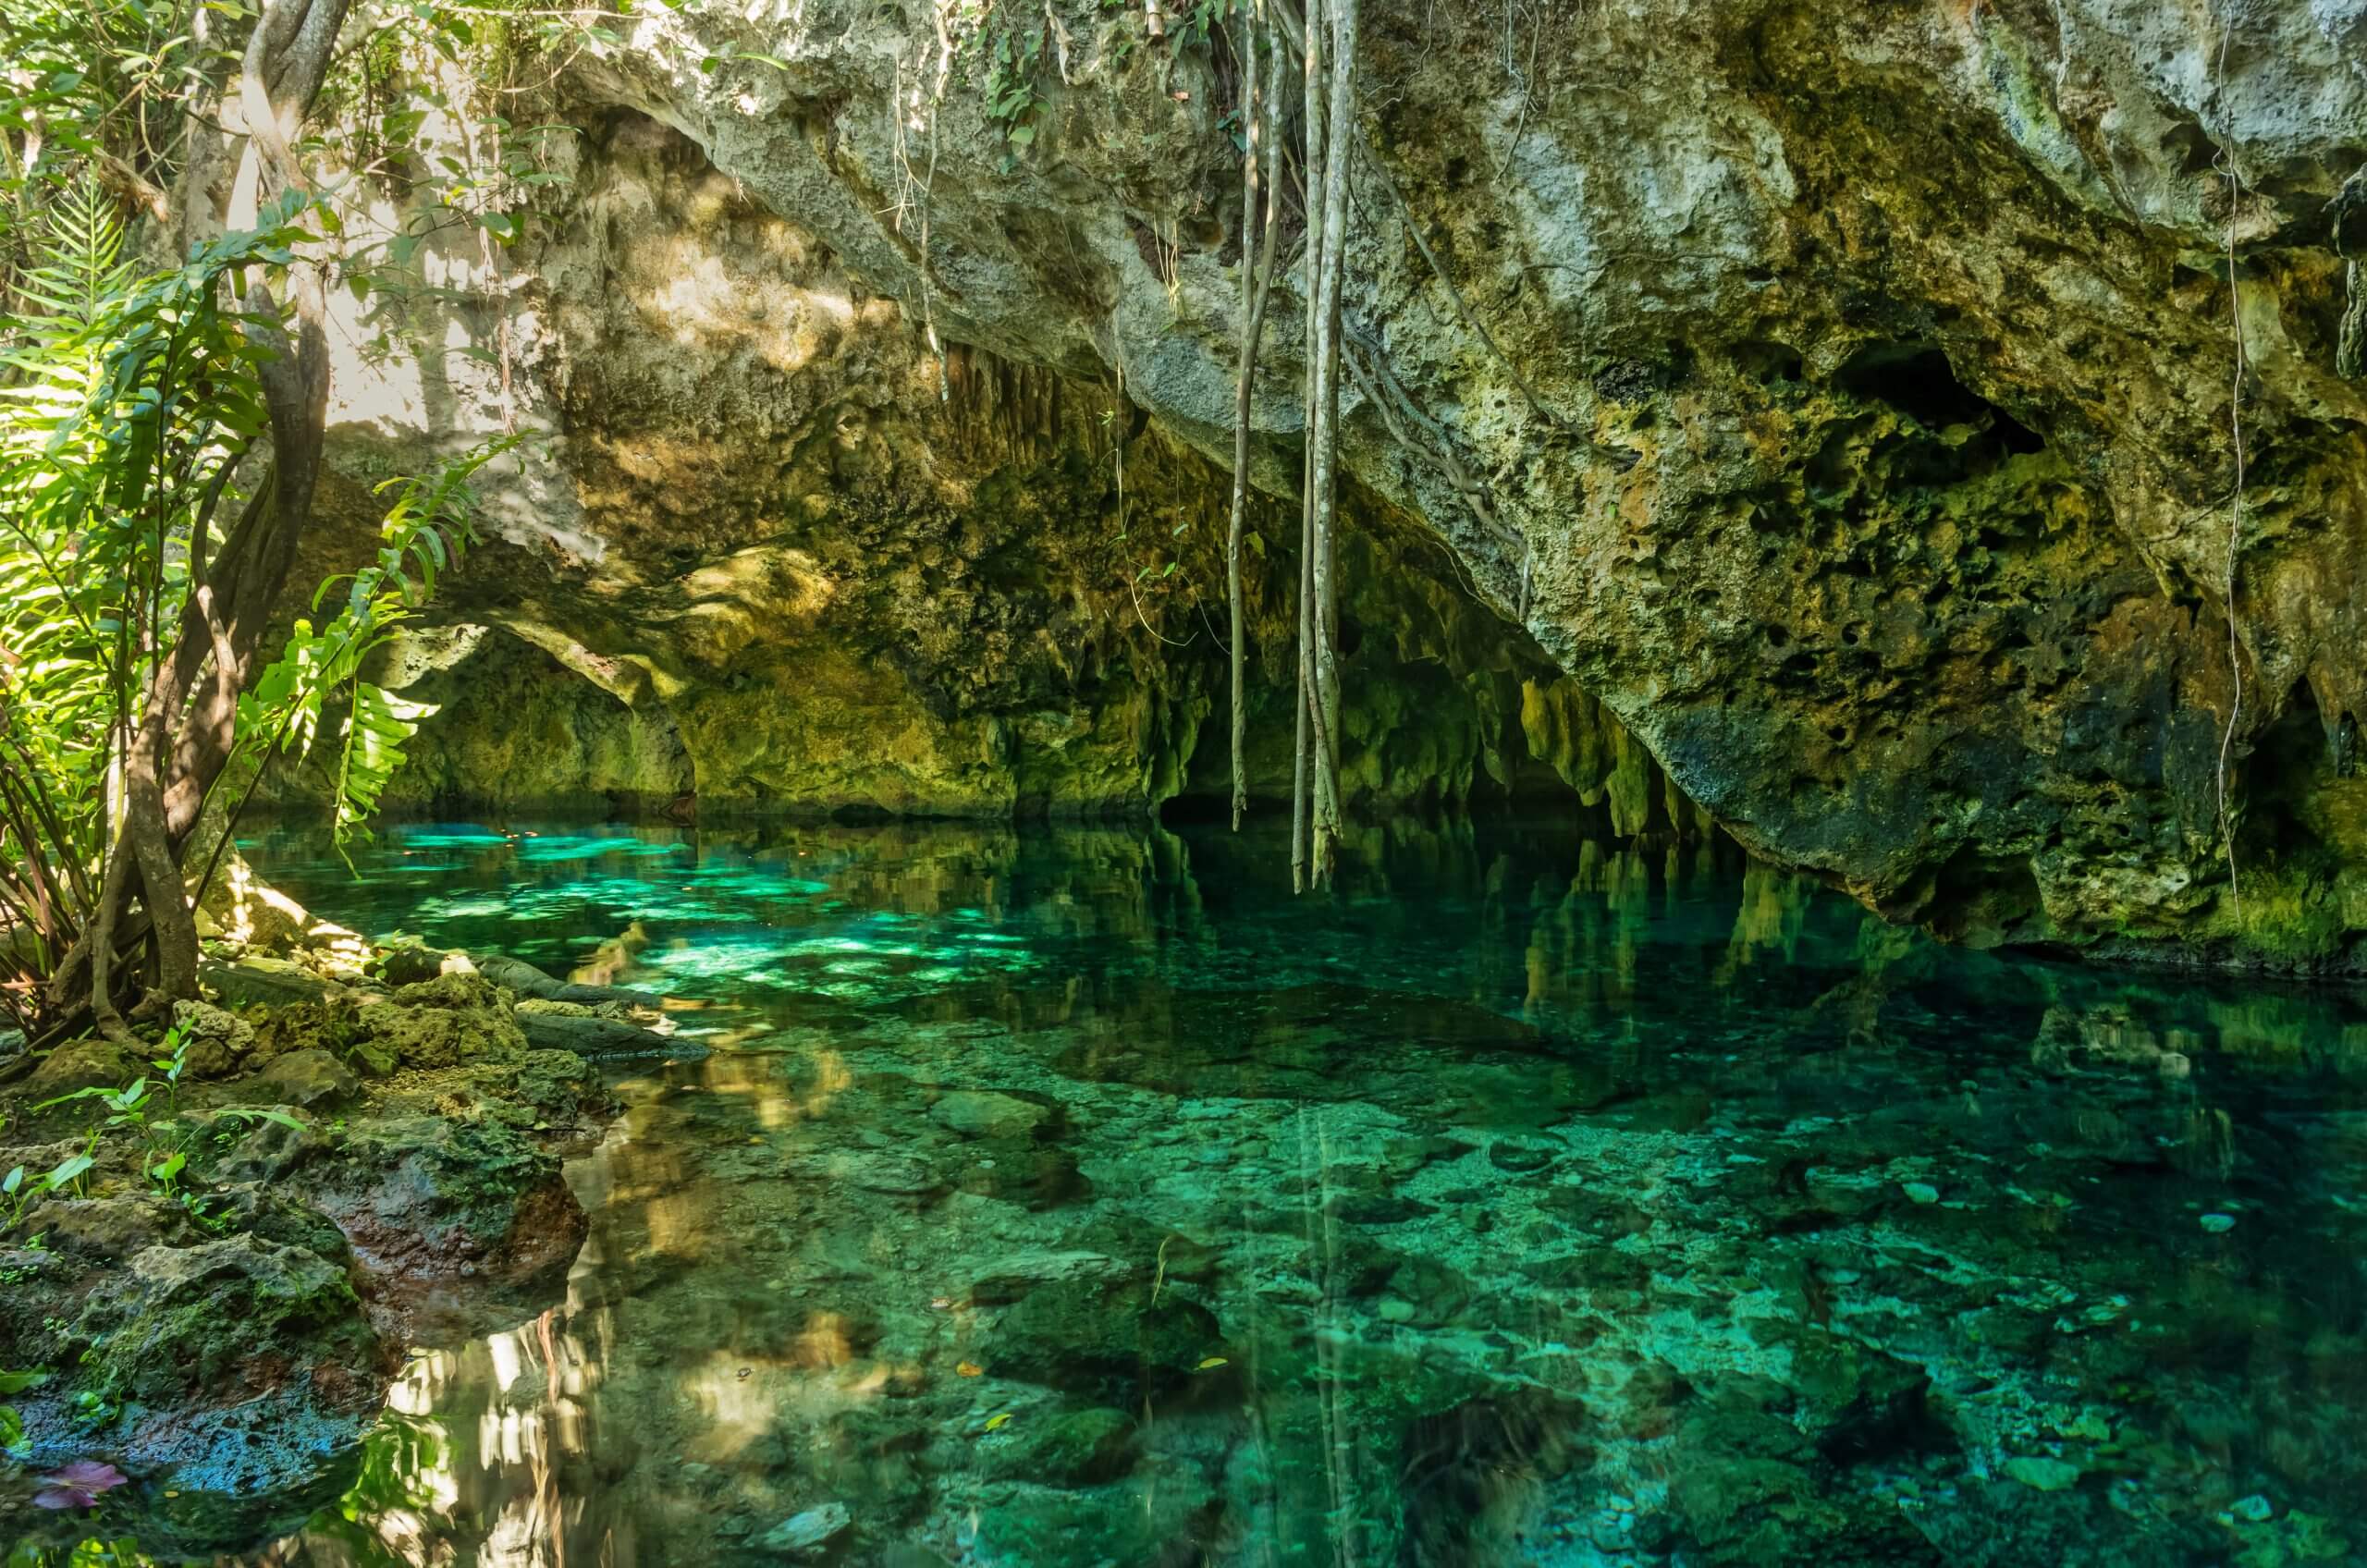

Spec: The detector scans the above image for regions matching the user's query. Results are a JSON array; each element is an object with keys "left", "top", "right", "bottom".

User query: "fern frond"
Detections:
[{"left": 12, "top": 177, "right": 133, "bottom": 341}]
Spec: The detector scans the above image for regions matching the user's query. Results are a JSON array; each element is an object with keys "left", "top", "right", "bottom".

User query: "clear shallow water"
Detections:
[{"left": 104, "top": 821, "right": 2367, "bottom": 1562}]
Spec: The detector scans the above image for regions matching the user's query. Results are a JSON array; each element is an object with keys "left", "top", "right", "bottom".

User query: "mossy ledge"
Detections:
[{"left": 0, "top": 941, "right": 659, "bottom": 1555}]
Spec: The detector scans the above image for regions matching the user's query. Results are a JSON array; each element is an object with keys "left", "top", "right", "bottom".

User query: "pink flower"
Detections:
[{"left": 31, "top": 1460, "right": 128, "bottom": 1510}]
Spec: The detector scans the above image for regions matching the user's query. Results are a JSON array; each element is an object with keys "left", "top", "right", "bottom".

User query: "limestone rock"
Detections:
[
  {"left": 352, "top": 976, "right": 528, "bottom": 1072},
  {"left": 929, "top": 1091, "right": 1049, "bottom": 1141},
  {"left": 759, "top": 1502, "right": 852, "bottom": 1555},
  {"left": 24, "top": 1039, "right": 141, "bottom": 1099},
  {"left": 296, "top": 0, "right": 2367, "bottom": 967},
  {"left": 251, "top": 1049, "right": 361, "bottom": 1109},
  {"left": 303, "top": 1114, "right": 587, "bottom": 1338},
  {"left": 515, "top": 1008, "right": 690, "bottom": 1060},
  {"left": 173, "top": 1000, "right": 258, "bottom": 1079},
  {"left": 74, "top": 1235, "right": 386, "bottom": 1409}
]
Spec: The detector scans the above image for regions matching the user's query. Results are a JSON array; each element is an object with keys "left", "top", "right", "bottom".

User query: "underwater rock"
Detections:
[
  {"left": 759, "top": 1501, "right": 852, "bottom": 1554},
  {"left": 930, "top": 1090, "right": 1049, "bottom": 1140},
  {"left": 988, "top": 1279, "right": 1222, "bottom": 1395},
  {"left": 790, "top": 1147, "right": 944, "bottom": 1197},
  {"left": 978, "top": 1407, "right": 1140, "bottom": 1486},
  {"left": 967, "top": 1251, "right": 1135, "bottom": 1305},
  {"left": 1784, "top": 1329, "right": 1944, "bottom": 1463},
  {"left": 515, "top": 1007, "right": 694, "bottom": 1060},
  {"left": 2004, "top": 1455, "right": 2085, "bottom": 1493},
  {"left": 963, "top": 1459, "right": 1221, "bottom": 1568}
]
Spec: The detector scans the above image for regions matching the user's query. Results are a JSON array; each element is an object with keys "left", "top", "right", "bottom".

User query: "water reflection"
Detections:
[{"left": 55, "top": 816, "right": 2367, "bottom": 1564}]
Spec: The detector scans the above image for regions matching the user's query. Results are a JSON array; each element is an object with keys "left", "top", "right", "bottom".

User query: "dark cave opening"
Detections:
[{"left": 1833, "top": 344, "right": 2046, "bottom": 455}]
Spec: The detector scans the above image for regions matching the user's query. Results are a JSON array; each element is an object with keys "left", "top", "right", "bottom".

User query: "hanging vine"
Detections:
[
  {"left": 1228, "top": 0, "right": 1285, "bottom": 830},
  {"left": 2211, "top": 18, "right": 2249, "bottom": 921}
]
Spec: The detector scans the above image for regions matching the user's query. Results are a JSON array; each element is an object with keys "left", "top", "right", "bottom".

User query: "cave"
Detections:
[{"left": 5, "top": 1, "right": 2367, "bottom": 1563}]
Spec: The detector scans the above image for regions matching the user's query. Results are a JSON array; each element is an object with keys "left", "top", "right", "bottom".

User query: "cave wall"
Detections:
[
  {"left": 288, "top": 0, "right": 2367, "bottom": 967},
  {"left": 284, "top": 113, "right": 1688, "bottom": 831}
]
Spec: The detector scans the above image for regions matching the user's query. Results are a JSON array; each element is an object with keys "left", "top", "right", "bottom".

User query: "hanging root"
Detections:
[
  {"left": 1229, "top": 0, "right": 1285, "bottom": 832},
  {"left": 1292, "top": 0, "right": 1329, "bottom": 893},
  {"left": 2211, "top": 31, "right": 2249, "bottom": 920},
  {"left": 2340, "top": 260, "right": 2364, "bottom": 381},
  {"left": 1304, "top": 0, "right": 1358, "bottom": 888}
]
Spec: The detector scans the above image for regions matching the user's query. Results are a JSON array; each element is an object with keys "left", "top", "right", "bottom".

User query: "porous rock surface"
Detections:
[{"left": 303, "top": 0, "right": 2367, "bottom": 965}]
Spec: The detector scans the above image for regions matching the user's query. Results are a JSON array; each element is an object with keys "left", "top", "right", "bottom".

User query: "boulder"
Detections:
[
  {"left": 305, "top": 1115, "right": 586, "bottom": 1336},
  {"left": 24, "top": 1038, "right": 140, "bottom": 1099},
  {"left": 352, "top": 975, "right": 528, "bottom": 1071},
  {"left": 201, "top": 958, "right": 347, "bottom": 1011},
  {"left": 759, "top": 1501, "right": 852, "bottom": 1555},
  {"left": 173, "top": 1000, "right": 259, "bottom": 1078},
  {"left": 929, "top": 1091, "right": 1048, "bottom": 1140},
  {"left": 251, "top": 1049, "right": 361, "bottom": 1109},
  {"left": 515, "top": 1008, "right": 693, "bottom": 1060},
  {"left": 74, "top": 1234, "right": 387, "bottom": 1410}
]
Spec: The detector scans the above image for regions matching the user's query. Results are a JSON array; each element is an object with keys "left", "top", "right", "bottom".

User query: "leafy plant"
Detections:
[
  {"left": 0, "top": 1369, "right": 44, "bottom": 1456},
  {"left": 1, "top": 173, "right": 505, "bottom": 1035},
  {"left": 214, "top": 1107, "right": 308, "bottom": 1136},
  {"left": 0, "top": 1166, "right": 32, "bottom": 1231},
  {"left": 230, "top": 435, "right": 516, "bottom": 865},
  {"left": 150, "top": 1022, "right": 189, "bottom": 1116},
  {"left": 32, "top": 1077, "right": 159, "bottom": 1176},
  {"left": 980, "top": 15, "right": 1049, "bottom": 169},
  {"left": 0, "top": 182, "right": 311, "bottom": 1036}
]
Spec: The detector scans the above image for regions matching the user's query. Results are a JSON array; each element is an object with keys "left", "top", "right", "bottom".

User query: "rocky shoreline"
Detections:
[{"left": 0, "top": 943, "right": 684, "bottom": 1555}]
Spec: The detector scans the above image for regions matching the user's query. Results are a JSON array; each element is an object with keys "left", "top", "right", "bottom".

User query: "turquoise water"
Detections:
[{"left": 180, "top": 821, "right": 2367, "bottom": 1562}]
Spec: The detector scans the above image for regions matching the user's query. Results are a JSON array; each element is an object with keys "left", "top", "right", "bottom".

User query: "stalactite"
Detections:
[{"left": 2334, "top": 167, "right": 2365, "bottom": 380}]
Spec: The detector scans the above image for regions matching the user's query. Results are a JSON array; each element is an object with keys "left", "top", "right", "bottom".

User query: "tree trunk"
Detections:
[{"left": 55, "top": 0, "right": 350, "bottom": 1025}]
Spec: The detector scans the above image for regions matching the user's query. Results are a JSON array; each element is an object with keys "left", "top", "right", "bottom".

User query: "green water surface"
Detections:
[{"left": 123, "top": 818, "right": 2367, "bottom": 1563}]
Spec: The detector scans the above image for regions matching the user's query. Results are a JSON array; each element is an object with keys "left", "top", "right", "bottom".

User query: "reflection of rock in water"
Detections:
[{"left": 1398, "top": 1391, "right": 1591, "bottom": 1565}]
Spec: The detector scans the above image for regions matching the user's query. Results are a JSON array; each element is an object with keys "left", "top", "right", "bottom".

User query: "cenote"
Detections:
[
  {"left": 18, "top": 815, "right": 2363, "bottom": 1566},
  {"left": 8, "top": 4, "right": 2367, "bottom": 1559}
]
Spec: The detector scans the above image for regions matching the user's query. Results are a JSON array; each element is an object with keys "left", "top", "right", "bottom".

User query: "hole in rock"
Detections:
[{"left": 1833, "top": 344, "right": 2046, "bottom": 454}]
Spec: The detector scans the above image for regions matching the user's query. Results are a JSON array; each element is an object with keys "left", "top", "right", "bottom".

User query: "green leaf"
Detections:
[{"left": 217, "top": 1108, "right": 307, "bottom": 1133}]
